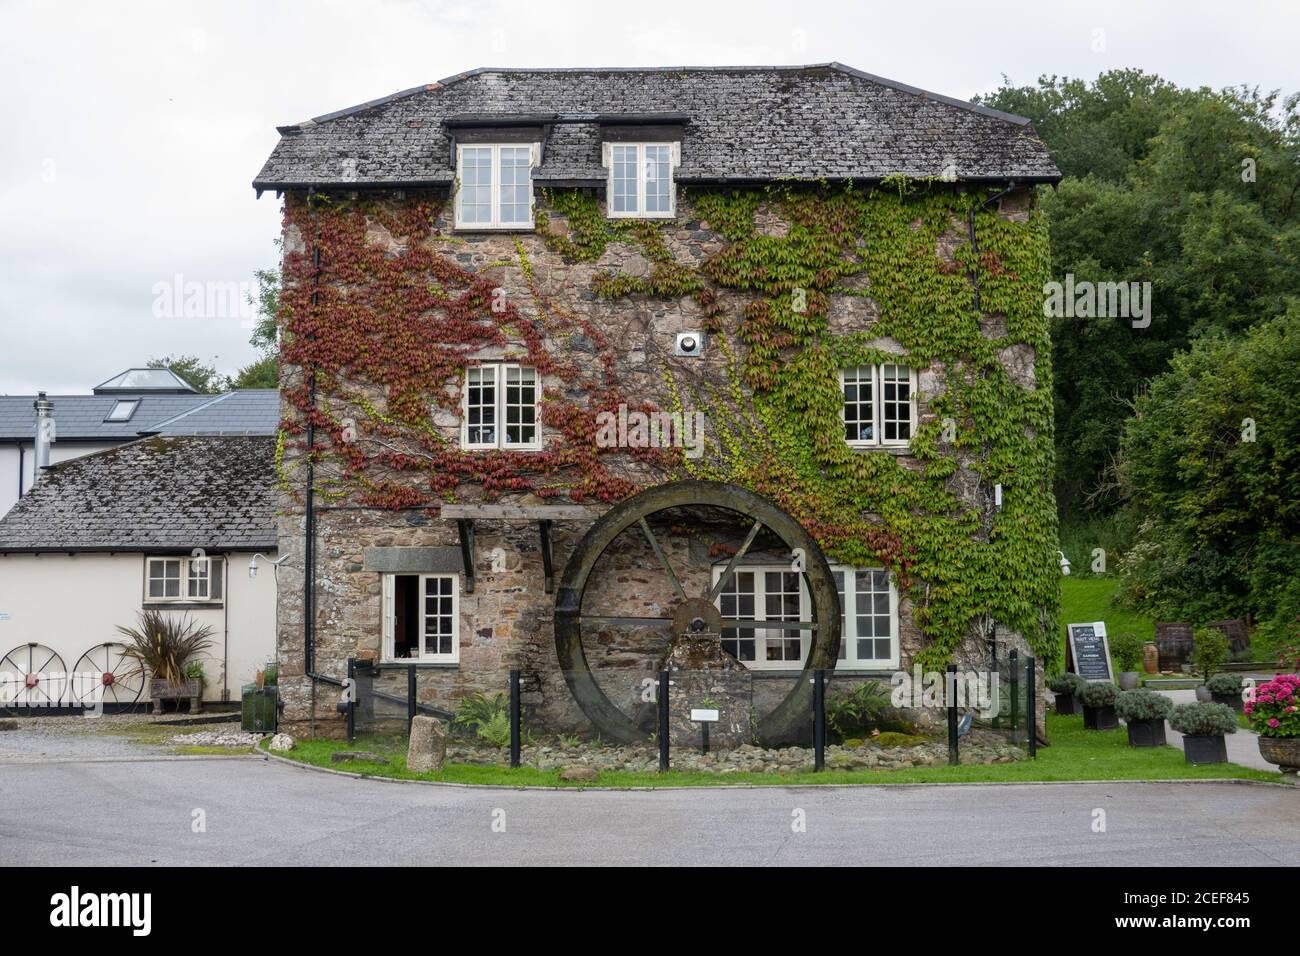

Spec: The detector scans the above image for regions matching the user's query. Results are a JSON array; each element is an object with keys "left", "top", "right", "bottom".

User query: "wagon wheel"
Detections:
[
  {"left": 0, "top": 643, "right": 69, "bottom": 708},
  {"left": 554, "top": 479, "right": 841, "bottom": 745},
  {"left": 71, "top": 642, "right": 144, "bottom": 707}
]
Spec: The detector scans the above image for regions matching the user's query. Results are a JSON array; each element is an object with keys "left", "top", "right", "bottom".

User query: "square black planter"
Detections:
[
  {"left": 1083, "top": 704, "right": 1118, "bottom": 731},
  {"left": 1125, "top": 718, "right": 1167, "bottom": 747},
  {"left": 1211, "top": 692, "right": 1243, "bottom": 712},
  {"left": 1055, "top": 693, "right": 1079, "bottom": 716},
  {"left": 1183, "top": 734, "right": 1228, "bottom": 765}
]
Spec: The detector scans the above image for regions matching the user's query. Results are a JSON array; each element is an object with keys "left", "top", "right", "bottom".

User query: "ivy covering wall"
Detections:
[{"left": 277, "top": 181, "right": 1059, "bottom": 671}]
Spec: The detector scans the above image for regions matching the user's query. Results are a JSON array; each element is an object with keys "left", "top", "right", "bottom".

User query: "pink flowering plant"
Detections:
[{"left": 1244, "top": 674, "right": 1300, "bottom": 737}]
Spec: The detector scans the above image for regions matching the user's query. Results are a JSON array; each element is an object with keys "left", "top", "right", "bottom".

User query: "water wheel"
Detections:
[
  {"left": 554, "top": 480, "right": 841, "bottom": 744},
  {"left": 70, "top": 642, "right": 144, "bottom": 707}
]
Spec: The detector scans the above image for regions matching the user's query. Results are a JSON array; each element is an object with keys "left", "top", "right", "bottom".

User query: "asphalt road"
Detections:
[{"left": 2, "top": 756, "right": 1298, "bottom": 865}]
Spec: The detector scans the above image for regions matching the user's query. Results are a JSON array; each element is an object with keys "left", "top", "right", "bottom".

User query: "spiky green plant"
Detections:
[{"left": 116, "top": 609, "right": 215, "bottom": 685}]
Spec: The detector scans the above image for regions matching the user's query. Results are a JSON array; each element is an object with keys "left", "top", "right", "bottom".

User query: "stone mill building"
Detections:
[{"left": 253, "top": 64, "right": 1061, "bottom": 743}]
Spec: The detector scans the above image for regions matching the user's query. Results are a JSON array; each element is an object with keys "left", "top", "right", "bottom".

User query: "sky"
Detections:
[{"left": 0, "top": 0, "right": 1295, "bottom": 394}]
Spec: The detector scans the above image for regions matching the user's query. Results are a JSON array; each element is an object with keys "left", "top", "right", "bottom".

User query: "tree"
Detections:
[
  {"left": 147, "top": 354, "right": 225, "bottom": 394},
  {"left": 979, "top": 73, "right": 1300, "bottom": 513},
  {"left": 1115, "top": 307, "right": 1300, "bottom": 651}
]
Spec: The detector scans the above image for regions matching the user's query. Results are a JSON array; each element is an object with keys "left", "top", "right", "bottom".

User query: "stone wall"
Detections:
[{"left": 274, "top": 185, "right": 1049, "bottom": 740}]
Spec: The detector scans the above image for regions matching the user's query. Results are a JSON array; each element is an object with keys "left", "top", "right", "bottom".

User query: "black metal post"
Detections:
[
  {"left": 1026, "top": 656, "right": 1037, "bottom": 758},
  {"left": 407, "top": 663, "right": 416, "bottom": 733},
  {"left": 946, "top": 663, "right": 958, "bottom": 765},
  {"left": 658, "top": 671, "right": 670, "bottom": 772},
  {"left": 346, "top": 657, "right": 356, "bottom": 744},
  {"left": 990, "top": 647, "right": 1001, "bottom": 729},
  {"left": 813, "top": 668, "right": 826, "bottom": 772},
  {"left": 1009, "top": 648, "right": 1020, "bottom": 739},
  {"left": 701, "top": 722, "right": 709, "bottom": 755},
  {"left": 509, "top": 668, "right": 521, "bottom": 769}
]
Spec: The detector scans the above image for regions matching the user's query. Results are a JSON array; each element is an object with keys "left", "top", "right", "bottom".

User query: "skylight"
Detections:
[{"left": 105, "top": 399, "right": 140, "bottom": 422}]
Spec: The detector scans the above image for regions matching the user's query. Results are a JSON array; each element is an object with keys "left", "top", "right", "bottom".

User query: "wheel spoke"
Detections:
[
  {"left": 708, "top": 519, "right": 764, "bottom": 601},
  {"left": 720, "top": 619, "right": 819, "bottom": 632},
  {"left": 637, "top": 517, "right": 687, "bottom": 603},
  {"left": 580, "top": 615, "right": 674, "bottom": 628}
]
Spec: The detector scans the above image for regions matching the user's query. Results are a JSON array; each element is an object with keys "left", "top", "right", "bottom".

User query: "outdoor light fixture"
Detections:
[
  {"left": 1057, "top": 550, "right": 1071, "bottom": 576},
  {"left": 248, "top": 553, "right": 290, "bottom": 579},
  {"left": 675, "top": 332, "right": 703, "bottom": 356}
]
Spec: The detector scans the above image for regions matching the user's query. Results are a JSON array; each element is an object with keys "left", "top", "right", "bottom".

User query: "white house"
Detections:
[{"left": 0, "top": 434, "right": 280, "bottom": 709}]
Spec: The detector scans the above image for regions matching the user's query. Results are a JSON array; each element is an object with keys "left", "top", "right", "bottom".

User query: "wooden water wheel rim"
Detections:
[{"left": 554, "top": 480, "right": 841, "bottom": 744}]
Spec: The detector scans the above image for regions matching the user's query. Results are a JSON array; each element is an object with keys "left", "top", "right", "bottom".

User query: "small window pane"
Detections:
[
  {"left": 842, "top": 367, "right": 874, "bottom": 443},
  {"left": 718, "top": 570, "right": 756, "bottom": 662},
  {"left": 881, "top": 364, "right": 913, "bottom": 442}
]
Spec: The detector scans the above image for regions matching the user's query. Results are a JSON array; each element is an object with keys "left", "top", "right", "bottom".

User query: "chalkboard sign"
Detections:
[{"left": 1067, "top": 622, "right": 1113, "bottom": 683}]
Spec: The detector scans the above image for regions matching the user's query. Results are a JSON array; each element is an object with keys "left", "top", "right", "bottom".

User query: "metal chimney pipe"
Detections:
[{"left": 32, "top": 392, "right": 55, "bottom": 483}]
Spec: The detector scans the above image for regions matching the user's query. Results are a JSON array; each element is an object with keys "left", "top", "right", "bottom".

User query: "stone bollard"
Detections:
[{"left": 407, "top": 715, "right": 446, "bottom": 773}]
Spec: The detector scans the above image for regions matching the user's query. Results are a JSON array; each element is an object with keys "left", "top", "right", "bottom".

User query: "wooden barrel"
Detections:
[
  {"left": 1209, "top": 619, "right": 1250, "bottom": 656},
  {"left": 1155, "top": 622, "right": 1194, "bottom": 671}
]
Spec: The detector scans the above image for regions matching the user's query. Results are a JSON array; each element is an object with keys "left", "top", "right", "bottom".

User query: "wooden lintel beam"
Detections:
[{"left": 440, "top": 503, "right": 599, "bottom": 521}]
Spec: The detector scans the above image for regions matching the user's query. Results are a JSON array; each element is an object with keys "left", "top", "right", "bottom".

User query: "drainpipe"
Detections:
[
  {"left": 302, "top": 187, "right": 323, "bottom": 730},
  {"left": 16, "top": 443, "right": 24, "bottom": 499},
  {"left": 32, "top": 393, "right": 55, "bottom": 485},
  {"left": 967, "top": 180, "right": 1017, "bottom": 314}
]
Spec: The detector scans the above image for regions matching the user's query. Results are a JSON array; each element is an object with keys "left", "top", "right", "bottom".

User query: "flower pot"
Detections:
[
  {"left": 1082, "top": 704, "right": 1118, "bottom": 731},
  {"left": 1118, "top": 671, "right": 1141, "bottom": 690},
  {"left": 1125, "top": 718, "right": 1167, "bottom": 748},
  {"left": 149, "top": 677, "right": 202, "bottom": 714},
  {"left": 1211, "top": 692, "right": 1243, "bottom": 712},
  {"left": 1142, "top": 642, "right": 1160, "bottom": 675},
  {"left": 1182, "top": 734, "right": 1228, "bottom": 765},
  {"left": 1194, "top": 685, "right": 1212, "bottom": 702},
  {"left": 1257, "top": 736, "right": 1300, "bottom": 773},
  {"left": 1054, "top": 692, "right": 1079, "bottom": 716}
]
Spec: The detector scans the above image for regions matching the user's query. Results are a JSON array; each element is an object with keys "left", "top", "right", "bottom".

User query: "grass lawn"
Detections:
[
  {"left": 261, "top": 713, "right": 1280, "bottom": 788},
  {"left": 1059, "top": 575, "right": 1155, "bottom": 643}
]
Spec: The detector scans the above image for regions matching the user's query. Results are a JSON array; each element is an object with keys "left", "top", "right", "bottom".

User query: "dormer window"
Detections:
[
  {"left": 455, "top": 144, "right": 538, "bottom": 230},
  {"left": 603, "top": 142, "right": 679, "bottom": 219}
]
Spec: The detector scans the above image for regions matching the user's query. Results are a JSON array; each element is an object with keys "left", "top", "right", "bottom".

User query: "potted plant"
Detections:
[
  {"left": 1110, "top": 632, "right": 1144, "bottom": 690},
  {"left": 1192, "top": 626, "right": 1229, "bottom": 680},
  {"left": 1114, "top": 688, "right": 1173, "bottom": 747},
  {"left": 1205, "top": 673, "right": 1244, "bottom": 711},
  {"left": 1245, "top": 674, "right": 1300, "bottom": 773},
  {"left": 1079, "top": 681, "right": 1120, "bottom": 731},
  {"left": 117, "top": 609, "right": 215, "bottom": 713},
  {"left": 1049, "top": 672, "right": 1085, "bottom": 715},
  {"left": 1169, "top": 701, "right": 1237, "bottom": 765}
]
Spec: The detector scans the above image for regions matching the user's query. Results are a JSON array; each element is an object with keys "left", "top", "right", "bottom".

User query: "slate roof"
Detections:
[
  {"left": 0, "top": 390, "right": 280, "bottom": 442},
  {"left": 253, "top": 63, "right": 1060, "bottom": 191},
  {"left": 0, "top": 436, "right": 278, "bottom": 552}
]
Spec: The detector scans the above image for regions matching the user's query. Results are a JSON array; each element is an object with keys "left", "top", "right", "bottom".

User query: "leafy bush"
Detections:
[
  {"left": 1114, "top": 689, "right": 1173, "bottom": 722},
  {"left": 116, "top": 610, "right": 215, "bottom": 684},
  {"left": 1079, "top": 682, "right": 1119, "bottom": 708},
  {"left": 452, "top": 692, "right": 511, "bottom": 747},
  {"left": 1169, "top": 702, "right": 1238, "bottom": 736},
  {"left": 1116, "top": 311, "right": 1300, "bottom": 641},
  {"left": 1109, "top": 632, "right": 1145, "bottom": 672},
  {"left": 1192, "top": 627, "right": 1230, "bottom": 679},
  {"left": 1205, "top": 673, "right": 1243, "bottom": 696},
  {"left": 183, "top": 661, "right": 206, "bottom": 685},
  {"left": 825, "top": 680, "right": 890, "bottom": 740},
  {"left": 1245, "top": 674, "right": 1300, "bottom": 737},
  {"left": 1049, "top": 672, "right": 1086, "bottom": 695}
]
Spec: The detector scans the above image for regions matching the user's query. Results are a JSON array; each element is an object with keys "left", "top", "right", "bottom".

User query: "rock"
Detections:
[
  {"left": 558, "top": 766, "right": 599, "bottom": 783},
  {"left": 268, "top": 733, "right": 295, "bottom": 751},
  {"left": 331, "top": 751, "right": 389, "bottom": 765},
  {"left": 407, "top": 715, "right": 447, "bottom": 773}
]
